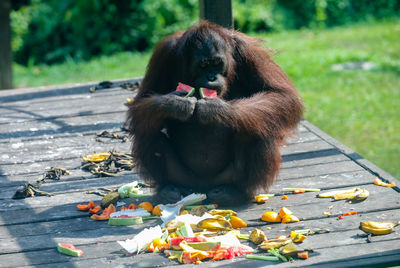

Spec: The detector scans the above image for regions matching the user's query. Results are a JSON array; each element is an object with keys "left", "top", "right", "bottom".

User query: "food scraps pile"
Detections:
[{"left": 65, "top": 178, "right": 399, "bottom": 264}]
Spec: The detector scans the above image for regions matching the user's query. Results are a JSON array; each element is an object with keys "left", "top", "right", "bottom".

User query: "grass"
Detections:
[{"left": 13, "top": 20, "right": 400, "bottom": 179}]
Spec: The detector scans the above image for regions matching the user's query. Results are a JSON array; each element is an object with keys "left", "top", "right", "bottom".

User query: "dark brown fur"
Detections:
[{"left": 127, "top": 21, "right": 303, "bottom": 205}]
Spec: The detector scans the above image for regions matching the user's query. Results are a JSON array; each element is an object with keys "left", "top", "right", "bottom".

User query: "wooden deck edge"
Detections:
[
  {"left": 301, "top": 120, "right": 399, "bottom": 186},
  {"left": 0, "top": 77, "right": 142, "bottom": 97}
]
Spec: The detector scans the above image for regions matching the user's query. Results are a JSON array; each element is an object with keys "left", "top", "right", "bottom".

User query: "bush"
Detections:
[{"left": 12, "top": 0, "right": 400, "bottom": 65}]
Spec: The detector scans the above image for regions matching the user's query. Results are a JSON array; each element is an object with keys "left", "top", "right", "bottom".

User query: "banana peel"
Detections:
[
  {"left": 333, "top": 188, "right": 369, "bottom": 201},
  {"left": 258, "top": 238, "right": 292, "bottom": 250},
  {"left": 318, "top": 187, "right": 369, "bottom": 201},
  {"left": 360, "top": 221, "right": 400, "bottom": 235}
]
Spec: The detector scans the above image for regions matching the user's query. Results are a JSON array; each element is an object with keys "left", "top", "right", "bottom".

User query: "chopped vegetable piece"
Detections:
[
  {"left": 338, "top": 215, "right": 344, "bottom": 220},
  {"left": 57, "top": 243, "right": 83, "bottom": 257},
  {"left": 282, "top": 188, "right": 320, "bottom": 192},
  {"left": 282, "top": 195, "right": 288, "bottom": 200},
  {"left": 230, "top": 216, "right": 247, "bottom": 229},
  {"left": 261, "top": 211, "right": 281, "bottom": 222},
  {"left": 185, "top": 204, "right": 218, "bottom": 210},
  {"left": 268, "top": 248, "right": 288, "bottom": 262},
  {"left": 374, "top": 177, "right": 396, "bottom": 187},
  {"left": 246, "top": 255, "right": 280, "bottom": 261},
  {"left": 128, "top": 203, "right": 136, "bottom": 210},
  {"left": 108, "top": 215, "right": 143, "bottom": 226},
  {"left": 343, "top": 211, "right": 358, "bottom": 216},
  {"left": 297, "top": 251, "right": 309, "bottom": 259}
]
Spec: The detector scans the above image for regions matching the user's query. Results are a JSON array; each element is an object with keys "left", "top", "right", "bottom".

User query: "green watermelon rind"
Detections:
[
  {"left": 184, "top": 88, "right": 195, "bottom": 98},
  {"left": 108, "top": 216, "right": 143, "bottom": 226},
  {"left": 57, "top": 243, "right": 83, "bottom": 257}
]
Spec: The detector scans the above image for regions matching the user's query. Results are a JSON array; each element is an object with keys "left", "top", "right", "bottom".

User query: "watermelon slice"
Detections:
[
  {"left": 200, "top": 88, "right": 218, "bottom": 98},
  {"left": 57, "top": 243, "right": 83, "bottom": 257},
  {"left": 176, "top": 82, "right": 195, "bottom": 97},
  {"left": 176, "top": 83, "right": 217, "bottom": 98}
]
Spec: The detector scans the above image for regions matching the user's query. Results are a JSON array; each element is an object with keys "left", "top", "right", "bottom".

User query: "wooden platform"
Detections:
[{"left": 0, "top": 79, "right": 399, "bottom": 268}]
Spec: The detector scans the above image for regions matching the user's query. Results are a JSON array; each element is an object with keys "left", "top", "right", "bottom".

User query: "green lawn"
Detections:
[{"left": 13, "top": 20, "right": 400, "bottom": 179}]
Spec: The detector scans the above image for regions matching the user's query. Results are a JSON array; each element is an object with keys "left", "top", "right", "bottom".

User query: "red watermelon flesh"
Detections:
[
  {"left": 176, "top": 82, "right": 194, "bottom": 93},
  {"left": 176, "top": 83, "right": 217, "bottom": 98}
]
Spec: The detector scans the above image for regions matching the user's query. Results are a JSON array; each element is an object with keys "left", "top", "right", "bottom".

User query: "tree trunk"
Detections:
[{"left": 0, "top": 0, "right": 13, "bottom": 90}]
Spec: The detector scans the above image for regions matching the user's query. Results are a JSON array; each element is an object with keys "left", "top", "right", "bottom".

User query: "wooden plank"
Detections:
[
  {"left": 271, "top": 170, "right": 375, "bottom": 191},
  {"left": 278, "top": 160, "right": 364, "bottom": 180}
]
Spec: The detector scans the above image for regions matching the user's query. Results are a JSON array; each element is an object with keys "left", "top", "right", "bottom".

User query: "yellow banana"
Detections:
[{"left": 360, "top": 221, "right": 399, "bottom": 235}]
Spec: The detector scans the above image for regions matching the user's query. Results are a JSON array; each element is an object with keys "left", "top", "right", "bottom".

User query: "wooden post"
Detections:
[
  {"left": 199, "top": 0, "right": 233, "bottom": 29},
  {"left": 0, "top": 0, "right": 13, "bottom": 89}
]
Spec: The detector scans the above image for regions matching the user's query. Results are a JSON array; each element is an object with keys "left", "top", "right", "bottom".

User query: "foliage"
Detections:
[
  {"left": 13, "top": 0, "right": 198, "bottom": 65},
  {"left": 14, "top": 20, "right": 400, "bottom": 179},
  {"left": 11, "top": 0, "right": 400, "bottom": 65}
]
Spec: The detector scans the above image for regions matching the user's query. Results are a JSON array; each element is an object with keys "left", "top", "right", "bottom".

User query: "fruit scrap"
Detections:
[
  {"left": 282, "top": 195, "right": 288, "bottom": 200},
  {"left": 229, "top": 216, "right": 247, "bottom": 229},
  {"left": 254, "top": 194, "right": 274, "bottom": 203},
  {"left": 91, "top": 204, "right": 116, "bottom": 220},
  {"left": 138, "top": 202, "right": 153, "bottom": 212},
  {"left": 261, "top": 211, "right": 281, "bottom": 222},
  {"left": 152, "top": 205, "right": 162, "bottom": 216},
  {"left": 258, "top": 238, "right": 292, "bottom": 250},
  {"left": 82, "top": 152, "right": 111, "bottom": 162},
  {"left": 261, "top": 207, "right": 300, "bottom": 223},
  {"left": 101, "top": 191, "right": 120, "bottom": 208},
  {"left": 208, "top": 209, "right": 237, "bottom": 216},
  {"left": 294, "top": 189, "right": 306, "bottom": 194},
  {"left": 318, "top": 188, "right": 369, "bottom": 201},
  {"left": 374, "top": 177, "right": 396, "bottom": 187},
  {"left": 250, "top": 228, "right": 267, "bottom": 245},
  {"left": 360, "top": 221, "right": 399, "bottom": 235},
  {"left": 77, "top": 201, "right": 95, "bottom": 211},
  {"left": 297, "top": 251, "right": 309, "bottom": 259},
  {"left": 197, "top": 218, "right": 232, "bottom": 231},
  {"left": 57, "top": 243, "right": 83, "bottom": 257},
  {"left": 290, "top": 231, "right": 306, "bottom": 243},
  {"left": 89, "top": 205, "right": 101, "bottom": 214},
  {"left": 190, "top": 205, "right": 208, "bottom": 216}
]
